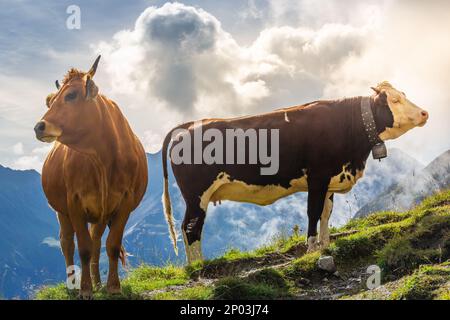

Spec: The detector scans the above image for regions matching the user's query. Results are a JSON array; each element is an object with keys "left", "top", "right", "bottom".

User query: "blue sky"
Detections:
[
  {"left": 0, "top": 0, "right": 268, "bottom": 77},
  {"left": 0, "top": 0, "right": 449, "bottom": 172}
]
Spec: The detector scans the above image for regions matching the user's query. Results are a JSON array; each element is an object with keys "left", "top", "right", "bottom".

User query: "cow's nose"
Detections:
[
  {"left": 34, "top": 121, "right": 46, "bottom": 133},
  {"left": 421, "top": 110, "right": 429, "bottom": 120}
]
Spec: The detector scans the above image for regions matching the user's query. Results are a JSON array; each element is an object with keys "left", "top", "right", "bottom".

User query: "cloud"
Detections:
[
  {"left": 9, "top": 143, "right": 54, "bottom": 172},
  {"left": 96, "top": 2, "right": 371, "bottom": 153},
  {"left": 142, "top": 130, "right": 164, "bottom": 153},
  {"left": 12, "top": 155, "right": 43, "bottom": 171},
  {"left": 12, "top": 142, "right": 24, "bottom": 155},
  {"left": 41, "top": 236, "right": 60, "bottom": 248}
]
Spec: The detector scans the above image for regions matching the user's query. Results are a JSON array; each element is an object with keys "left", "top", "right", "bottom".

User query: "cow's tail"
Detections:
[
  {"left": 119, "top": 246, "right": 127, "bottom": 268},
  {"left": 162, "top": 122, "right": 194, "bottom": 256}
]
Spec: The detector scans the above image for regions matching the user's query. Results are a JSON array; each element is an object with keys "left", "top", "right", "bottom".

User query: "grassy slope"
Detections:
[{"left": 36, "top": 190, "right": 450, "bottom": 300}]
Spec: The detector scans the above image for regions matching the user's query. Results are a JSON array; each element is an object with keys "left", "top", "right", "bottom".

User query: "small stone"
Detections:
[
  {"left": 317, "top": 255, "right": 337, "bottom": 273},
  {"left": 295, "top": 277, "right": 311, "bottom": 287}
]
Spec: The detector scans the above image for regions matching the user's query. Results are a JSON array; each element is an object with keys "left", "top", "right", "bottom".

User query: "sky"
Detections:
[{"left": 0, "top": 0, "right": 449, "bottom": 171}]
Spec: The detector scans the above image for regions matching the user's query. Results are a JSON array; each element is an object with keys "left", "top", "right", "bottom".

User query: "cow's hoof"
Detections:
[
  {"left": 78, "top": 290, "right": 93, "bottom": 300},
  {"left": 107, "top": 286, "right": 122, "bottom": 295},
  {"left": 319, "top": 240, "right": 330, "bottom": 250},
  {"left": 306, "top": 236, "right": 320, "bottom": 253},
  {"left": 186, "top": 241, "right": 204, "bottom": 264}
]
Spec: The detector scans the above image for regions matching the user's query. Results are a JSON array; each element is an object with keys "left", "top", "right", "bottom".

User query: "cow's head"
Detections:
[
  {"left": 371, "top": 81, "right": 429, "bottom": 140},
  {"left": 34, "top": 56, "right": 102, "bottom": 148}
]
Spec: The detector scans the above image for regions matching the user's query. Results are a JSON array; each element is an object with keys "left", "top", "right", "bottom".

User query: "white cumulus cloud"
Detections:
[{"left": 96, "top": 2, "right": 372, "bottom": 152}]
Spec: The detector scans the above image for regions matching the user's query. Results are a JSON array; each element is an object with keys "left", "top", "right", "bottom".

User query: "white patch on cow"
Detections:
[
  {"left": 201, "top": 165, "right": 362, "bottom": 213},
  {"left": 201, "top": 171, "right": 309, "bottom": 210},
  {"left": 199, "top": 172, "right": 232, "bottom": 211},
  {"left": 328, "top": 163, "right": 364, "bottom": 193},
  {"left": 307, "top": 236, "right": 319, "bottom": 253},
  {"left": 284, "top": 112, "right": 290, "bottom": 122},
  {"left": 319, "top": 192, "right": 333, "bottom": 248}
]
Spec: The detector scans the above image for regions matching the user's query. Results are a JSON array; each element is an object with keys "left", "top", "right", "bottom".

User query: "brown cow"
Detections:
[
  {"left": 161, "top": 82, "right": 428, "bottom": 264},
  {"left": 34, "top": 56, "right": 148, "bottom": 299}
]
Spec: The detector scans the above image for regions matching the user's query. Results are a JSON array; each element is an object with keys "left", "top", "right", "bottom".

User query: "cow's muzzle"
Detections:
[
  {"left": 418, "top": 110, "right": 429, "bottom": 127},
  {"left": 34, "top": 120, "right": 61, "bottom": 143}
]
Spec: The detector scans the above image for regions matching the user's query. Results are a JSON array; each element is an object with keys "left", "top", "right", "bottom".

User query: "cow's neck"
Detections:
[
  {"left": 347, "top": 96, "right": 391, "bottom": 164},
  {"left": 93, "top": 97, "right": 135, "bottom": 170}
]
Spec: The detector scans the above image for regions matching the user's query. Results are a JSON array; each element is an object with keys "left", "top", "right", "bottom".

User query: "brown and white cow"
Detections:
[
  {"left": 34, "top": 56, "right": 148, "bottom": 299},
  {"left": 162, "top": 82, "right": 428, "bottom": 264}
]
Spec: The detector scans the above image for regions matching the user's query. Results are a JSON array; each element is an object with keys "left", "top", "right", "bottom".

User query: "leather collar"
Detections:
[{"left": 361, "top": 97, "right": 387, "bottom": 160}]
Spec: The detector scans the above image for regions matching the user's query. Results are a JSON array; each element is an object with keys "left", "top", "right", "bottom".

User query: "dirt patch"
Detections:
[{"left": 293, "top": 266, "right": 370, "bottom": 300}]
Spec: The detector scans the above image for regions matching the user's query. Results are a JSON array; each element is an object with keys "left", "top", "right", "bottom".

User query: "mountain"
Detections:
[
  {"left": 0, "top": 165, "right": 65, "bottom": 299},
  {"left": 355, "top": 150, "right": 450, "bottom": 218}
]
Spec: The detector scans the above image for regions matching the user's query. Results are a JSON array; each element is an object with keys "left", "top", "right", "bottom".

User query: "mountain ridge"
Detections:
[{"left": 355, "top": 149, "right": 450, "bottom": 218}]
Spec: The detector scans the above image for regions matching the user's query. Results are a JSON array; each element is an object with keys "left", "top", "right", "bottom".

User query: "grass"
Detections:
[
  {"left": 36, "top": 264, "right": 189, "bottom": 300},
  {"left": 151, "top": 285, "right": 213, "bottom": 300},
  {"left": 376, "top": 208, "right": 450, "bottom": 278},
  {"left": 36, "top": 190, "right": 450, "bottom": 300},
  {"left": 390, "top": 263, "right": 450, "bottom": 300},
  {"left": 283, "top": 251, "right": 322, "bottom": 279}
]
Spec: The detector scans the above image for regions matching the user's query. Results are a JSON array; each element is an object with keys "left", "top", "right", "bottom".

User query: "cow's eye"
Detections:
[{"left": 65, "top": 91, "right": 78, "bottom": 102}]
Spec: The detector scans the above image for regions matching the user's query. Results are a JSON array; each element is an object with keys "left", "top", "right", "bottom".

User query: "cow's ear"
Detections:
[
  {"left": 85, "top": 76, "right": 98, "bottom": 100},
  {"left": 46, "top": 93, "right": 56, "bottom": 108}
]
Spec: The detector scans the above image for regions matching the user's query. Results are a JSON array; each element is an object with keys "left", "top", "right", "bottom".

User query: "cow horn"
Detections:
[
  {"left": 55, "top": 80, "right": 60, "bottom": 90},
  {"left": 371, "top": 86, "right": 380, "bottom": 94},
  {"left": 87, "top": 55, "right": 101, "bottom": 78}
]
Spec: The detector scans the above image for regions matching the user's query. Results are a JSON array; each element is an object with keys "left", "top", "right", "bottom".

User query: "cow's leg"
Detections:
[
  {"left": 69, "top": 211, "right": 93, "bottom": 300},
  {"left": 106, "top": 210, "right": 130, "bottom": 294},
  {"left": 57, "top": 212, "right": 75, "bottom": 281},
  {"left": 182, "top": 200, "right": 206, "bottom": 264},
  {"left": 319, "top": 193, "right": 334, "bottom": 249},
  {"left": 90, "top": 223, "right": 106, "bottom": 289},
  {"left": 306, "top": 176, "right": 330, "bottom": 253}
]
